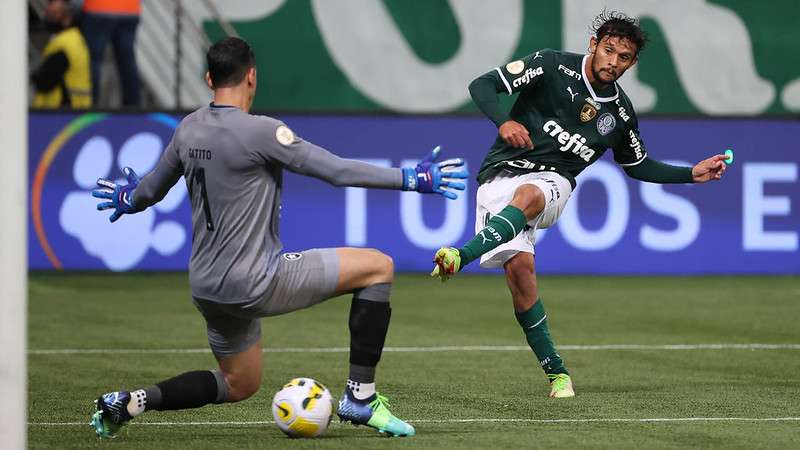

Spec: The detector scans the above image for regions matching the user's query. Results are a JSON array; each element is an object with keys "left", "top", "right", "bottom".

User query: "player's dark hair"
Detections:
[
  {"left": 591, "top": 10, "right": 648, "bottom": 55},
  {"left": 206, "top": 37, "right": 256, "bottom": 88}
]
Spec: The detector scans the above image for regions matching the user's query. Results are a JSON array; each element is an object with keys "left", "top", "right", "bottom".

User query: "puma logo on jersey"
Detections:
[
  {"left": 543, "top": 120, "right": 597, "bottom": 162},
  {"left": 512, "top": 67, "right": 543, "bottom": 88},
  {"left": 628, "top": 130, "right": 644, "bottom": 159},
  {"left": 566, "top": 86, "right": 579, "bottom": 102}
]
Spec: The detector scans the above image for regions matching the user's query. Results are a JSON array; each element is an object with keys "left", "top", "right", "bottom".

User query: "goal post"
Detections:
[{"left": 0, "top": 0, "right": 28, "bottom": 448}]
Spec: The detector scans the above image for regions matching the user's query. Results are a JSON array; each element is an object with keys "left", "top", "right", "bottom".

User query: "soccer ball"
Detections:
[{"left": 271, "top": 377, "right": 334, "bottom": 438}]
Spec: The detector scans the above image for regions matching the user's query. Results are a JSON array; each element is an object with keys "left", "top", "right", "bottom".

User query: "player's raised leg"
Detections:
[
  {"left": 431, "top": 172, "right": 574, "bottom": 397},
  {"left": 504, "top": 252, "right": 574, "bottom": 398},
  {"left": 333, "top": 247, "right": 415, "bottom": 437},
  {"left": 432, "top": 182, "right": 544, "bottom": 281}
]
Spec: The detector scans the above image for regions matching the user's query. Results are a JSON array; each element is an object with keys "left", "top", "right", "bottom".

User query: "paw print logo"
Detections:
[{"left": 59, "top": 132, "right": 188, "bottom": 271}]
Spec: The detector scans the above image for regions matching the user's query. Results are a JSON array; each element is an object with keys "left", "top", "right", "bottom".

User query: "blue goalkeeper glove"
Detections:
[
  {"left": 92, "top": 167, "right": 142, "bottom": 222},
  {"left": 401, "top": 146, "right": 469, "bottom": 200}
]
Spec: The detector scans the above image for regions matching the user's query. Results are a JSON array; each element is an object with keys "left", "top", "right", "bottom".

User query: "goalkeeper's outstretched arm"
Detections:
[
  {"left": 132, "top": 156, "right": 182, "bottom": 209},
  {"left": 92, "top": 140, "right": 182, "bottom": 222},
  {"left": 287, "top": 141, "right": 469, "bottom": 200}
]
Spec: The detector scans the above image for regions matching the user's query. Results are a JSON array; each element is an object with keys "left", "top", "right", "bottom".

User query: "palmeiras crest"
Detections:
[{"left": 596, "top": 112, "right": 616, "bottom": 135}]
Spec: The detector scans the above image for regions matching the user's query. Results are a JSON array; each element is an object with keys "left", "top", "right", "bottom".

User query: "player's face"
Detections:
[{"left": 588, "top": 35, "right": 638, "bottom": 85}]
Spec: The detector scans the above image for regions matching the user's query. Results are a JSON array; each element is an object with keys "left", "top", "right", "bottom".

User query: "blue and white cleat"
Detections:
[
  {"left": 90, "top": 391, "right": 133, "bottom": 438},
  {"left": 337, "top": 388, "right": 415, "bottom": 437}
]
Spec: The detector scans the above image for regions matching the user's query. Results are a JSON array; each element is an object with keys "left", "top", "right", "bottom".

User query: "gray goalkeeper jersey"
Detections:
[{"left": 134, "top": 105, "right": 402, "bottom": 303}]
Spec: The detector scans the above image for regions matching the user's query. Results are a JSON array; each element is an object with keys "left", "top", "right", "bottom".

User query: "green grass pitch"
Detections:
[{"left": 28, "top": 273, "right": 800, "bottom": 449}]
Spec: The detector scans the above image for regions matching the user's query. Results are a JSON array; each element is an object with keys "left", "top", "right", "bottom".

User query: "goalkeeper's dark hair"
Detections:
[
  {"left": 591, "top": 10, "right": 648, "bottom": 55},
  {"left": 206, "top": 37, "right": 256, "bottom": 88}
]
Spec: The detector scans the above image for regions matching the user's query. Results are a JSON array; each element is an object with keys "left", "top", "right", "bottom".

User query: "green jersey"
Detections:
[{"left": 475, "top": 49, "right": 647, "bottom": 188}]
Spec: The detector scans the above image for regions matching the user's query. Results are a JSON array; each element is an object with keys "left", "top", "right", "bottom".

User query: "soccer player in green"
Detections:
[{"left": 431, "top": 11, "right": 727, "bottom": 398}]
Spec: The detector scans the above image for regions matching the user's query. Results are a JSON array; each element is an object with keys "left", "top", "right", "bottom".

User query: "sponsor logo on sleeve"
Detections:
[
  {"left": 628, "top": 130, "right": 644, "bottom": 159},
  {"left": 533, "top": 51, "right": 543, "bottom": 60},
  {"left": 596, "top": 112, "right": 617, "bottom": 136},
  {"left": 512, "top": 66, "right": 544, "bottom": 88},
  {"left": 615, "top": 99, "right": 630, "bottom": 122},
  {"left": 506, "top": 60, "right": 525, "bottom": 75},
  {"left": 276, "top": 125, "right": 296, "bottom": 146},
  {"left": 283, "top": 252, "right": 303, "bottom": 261}
]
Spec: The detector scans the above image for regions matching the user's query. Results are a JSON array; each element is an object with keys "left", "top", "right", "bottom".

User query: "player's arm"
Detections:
[
  {"left": 468, "top": 72, "right": 512, "bottom": 129},
  {"left": 615, "top": 124, "right": 726, "bottom": 184},
  {"left": 623, "top": 158, "right": 693, "bottom": 183},
  {"left": 624, "top": 156, "right": 727, "bottom": 184},
  {"left": 92, "top": 139, "right": 183, "bottom": 222},
  {"left": 259, "top": 122, "right": 469, "bottom": 199},
  {"left": 469, "top": 50, "right": 551, "bottom": 149}
]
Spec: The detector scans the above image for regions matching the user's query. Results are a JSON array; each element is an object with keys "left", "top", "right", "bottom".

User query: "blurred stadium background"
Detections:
[{"left": 21, "top": 0, "right": 800, "bottom": 448}]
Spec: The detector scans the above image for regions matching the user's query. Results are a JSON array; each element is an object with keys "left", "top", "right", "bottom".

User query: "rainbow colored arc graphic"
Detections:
[{"left": 32, "top": 113, "right": 178, "bottom": 270}]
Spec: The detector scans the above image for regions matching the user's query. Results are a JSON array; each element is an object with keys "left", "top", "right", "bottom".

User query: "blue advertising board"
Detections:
[{"left": 28, "top": 112, "right": 799, "bottom": 274}]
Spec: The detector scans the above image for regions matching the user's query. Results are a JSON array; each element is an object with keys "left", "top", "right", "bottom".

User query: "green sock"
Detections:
[
  {"left": 458, "top": 205, "right": 527, "bottom": 267},
  {"left": 515, "top": 299, "right": 568, "bottom": 376}
]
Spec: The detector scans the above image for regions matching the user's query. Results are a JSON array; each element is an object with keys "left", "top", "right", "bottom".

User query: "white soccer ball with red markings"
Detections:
[{"left": 271, "top": 377, "right": 333, "bottom": 438}]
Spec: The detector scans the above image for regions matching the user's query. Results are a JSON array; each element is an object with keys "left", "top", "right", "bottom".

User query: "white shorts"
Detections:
[{"left": 475, "top": 172, "right": 572, "bottom": 268}]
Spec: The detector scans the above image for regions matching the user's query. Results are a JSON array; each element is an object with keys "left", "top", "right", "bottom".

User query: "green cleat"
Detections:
[
  {"left": 338, "top": 389, "right": 415, "bottom": 437},
  {"left": 547, "top": 373, "right": 575, "bottom": 398},
  {"left": 366, "top": 394, "right": 415, "bottom": 437},
  {"left": 430, "top": 247, "right": 461, "bottom": 282},
  {"left": 90, "top": 391, "right": 134, "bottom": 438},
  {"left": 89, "top": 410, "right": 124, "bottom": 439}
]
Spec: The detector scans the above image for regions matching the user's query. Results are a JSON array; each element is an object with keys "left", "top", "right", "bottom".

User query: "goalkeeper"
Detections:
[
  {"left": 89, "top": 37, "right": 467, "bottom": 439},
  {"left": 431, "top": 11, "right": 726, "bottom": 398}
]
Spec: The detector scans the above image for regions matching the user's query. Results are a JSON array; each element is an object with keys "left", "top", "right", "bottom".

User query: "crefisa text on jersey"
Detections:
[
  {"left": 627, "top": 130, "right": 644, "bottom": 159},
  {"left": 513, "top": 66, "right": 544, "bottom": 88},
  {"left": 615, "top": 99, "right": 630, "bottom": 122},
  {"left": 188, "top": 147, "right": 213, "bottom": 160},
  {"left": 543, "top": 120, "right": 597, "bottom": 162}
]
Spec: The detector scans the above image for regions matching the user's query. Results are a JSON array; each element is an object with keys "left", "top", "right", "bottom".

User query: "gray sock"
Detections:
[
  {"left": 353, "top": 282, "right": 392, "bottom": 303},
  {"left": 348, "top": 363, "right": 376, "bottom": 384},
  {"left": 142, "top": 385, "right": 162, "bottom": 411},
  {"left": 211, "top": 369, "right": 229, "bottom": 404}
]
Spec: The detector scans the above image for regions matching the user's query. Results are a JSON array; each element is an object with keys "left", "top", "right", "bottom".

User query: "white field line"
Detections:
[
  {"left": 28, "top": 417, "right": 800, "bottom": 426},
  {"left": 27, "top": 343, "right": 800, "bottom": 355}
]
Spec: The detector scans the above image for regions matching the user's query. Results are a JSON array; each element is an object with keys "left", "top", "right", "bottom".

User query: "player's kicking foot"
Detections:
[
  {"left": 430, "top": 247, "right": 461, "bottom": 282},
  {"left": 90, "top": 391, "right": 134, "bottom": 438},
  {"left": 337, "top": 389, "right": 415, "bottom": 437},
  {"left": 547, "top": 373, "right": 575, "bottom": 398}
]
